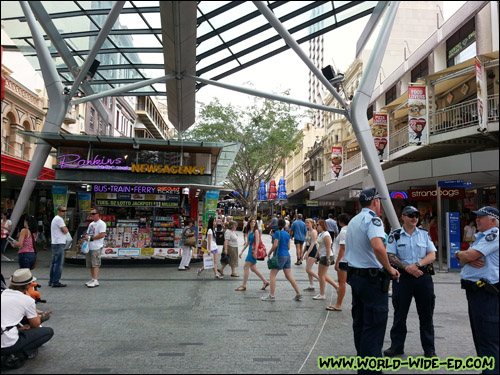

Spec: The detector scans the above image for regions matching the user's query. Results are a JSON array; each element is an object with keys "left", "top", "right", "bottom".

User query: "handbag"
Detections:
[
  {"left": 184, "top": 236, "right": 196, "bottom": 246},
  {"left": 220, "top": 252, "right": 230, "bottom": 264},
  {"left": 203, "top": 254, "right": 214, "bottom": 269},
  {"left": 256, "top": 241, "right": 267, "bottom": 261},
  {"left": 267, "top": 231, "right": 280, "bottom": 269}
]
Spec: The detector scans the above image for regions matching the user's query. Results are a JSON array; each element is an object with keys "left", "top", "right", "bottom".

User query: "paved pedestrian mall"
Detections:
[{"left": 1, "top": 231, "right": 481, "bottom": 374}]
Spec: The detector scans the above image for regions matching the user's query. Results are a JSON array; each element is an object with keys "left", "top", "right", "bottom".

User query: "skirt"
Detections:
[{"left": 226, "top": 245, "right": 239, "bottom": 268}]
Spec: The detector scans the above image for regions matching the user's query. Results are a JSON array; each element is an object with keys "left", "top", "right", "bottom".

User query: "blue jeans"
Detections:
[
  {"left": 18, "top": 252, "right": 36, "bottom": 269},
  {"left": 49, "top": 243, "right": 65, "bottom": 285}
]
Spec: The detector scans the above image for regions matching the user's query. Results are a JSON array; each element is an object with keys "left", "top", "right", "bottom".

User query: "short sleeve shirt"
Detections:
[
  {"left": 51, "top": 215, "right": 67, "bottom": 244},
  {"left": 273, "top": 230, "right": 291, "bottom": 256},
  {"left": 345, "top": 208, "right": 386, "bottom": 268},
  {"left": 290, "top": 220, "right": 307, "bottom": 241},
  {"left": 225, "top": 229, "right": 238, "bottom": 247},
  {"left": 88, "top": 219, "right": 107, "bottom": 250},
  {"left": 386, "top": 227, "right": 436, "bottom": 264},
  {"left": 461, "top": 227, "right": 499, "bottom": 284},
  {"left": 1, "top": 289, "right": 37, "bottom": 348},
  {"left": 333, "top": 225, "right": 348, "bottom": 260}
]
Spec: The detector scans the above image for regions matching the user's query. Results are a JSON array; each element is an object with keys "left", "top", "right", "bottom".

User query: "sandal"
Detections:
[
  {"left": 260, "top": 281, "right": 270, "bottom": 290},
  {"left": 326, "top": 306, "right": 342, "bottom": 311},
  {"left": 231, "top": 273, "right": 240, "bottom": 277},
  {"left": 235, "top": 286, "right": 246, "bottom": 291}
]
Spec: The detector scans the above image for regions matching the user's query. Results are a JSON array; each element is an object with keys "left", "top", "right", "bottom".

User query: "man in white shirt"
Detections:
[
  {"left": 1, "top": 269, "right": 54, "bottom": 368},
  {"left": 83, "top": 208, "right": 107, "bottom": 288},
  {"left": 49, "top": 206, "right": 69, "bottom": 287}
]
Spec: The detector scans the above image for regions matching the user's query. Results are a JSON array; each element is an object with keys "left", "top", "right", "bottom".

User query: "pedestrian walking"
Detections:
[
  {"left": 11, "top": 216, "right": 38, "bottom": 270},
  {"left": 463, "top": 220, "right": 477, "bottom": 244},
  {"left": 303, "top": 218, "right": 319, "bottom": 292},
  {"left": 83, "top": 208, "right": 107, "bottom": 288},
  {"left": 290, "top": 214, "right": 307, "bottom": 265},
  {"left": 1, "top": 269, "right": 54, "bottom": 369},
  {"left": 344, "top": 188, "right": 399, "bottom": 374},
  {"left": 270, "top": 215, "right": 278, "bottom": 234},
  {"left": 178, "top": 218, "right": 195, "bottom": 271},
  {"left": 326, "top": 214, "right": 339, "bottom": 241},
  {"left": 454, "top": 206, "right": 499, "bottom": 375},
  {"left": 384, "top": 206, "right": 437, "bottom": 358},
  {"left": 328, "top": 213, "right": 350, "bottom": 311},
  {"left": 261, "top": 219, "right": 302, "bottom": 302},
  {"left": 197, "top": 217, "right": 221, "bottom": 279},
  {"left": 235, "top": 217, "right": 269, "bottom": 291},
  {"left": 49, "top": 206, "right": 69, "bottom": 288},
  {"left": 218, "top": 220, "right": 239, "bottom": 277},
  {"left": 2, "top": 212, "right": 13, "bottom": 260},
  {"left": 312, "top": 220, "right": 339, "bottom": 300}
]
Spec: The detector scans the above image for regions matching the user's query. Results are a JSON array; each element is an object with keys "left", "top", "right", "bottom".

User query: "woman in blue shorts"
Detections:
[
  {"left": 236, "top": 217, "right": 269, "bottom": 291},
  {"left": 262, "top": 219, "right": 302, "bottom": 301}
]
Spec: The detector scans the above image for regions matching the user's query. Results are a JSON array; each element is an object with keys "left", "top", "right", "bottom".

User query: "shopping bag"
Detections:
[
  {"left": 203, "top": 254, "right": 214, "bottom": 269},
  {"left": 80, "top": 241, "right": 90, "bottom": 254},
  {"left": 64, "top": 232, "right": 73, "bottom": 250},
  {"left": 256, "top": 241, "right": 267, "bottom": 261}
]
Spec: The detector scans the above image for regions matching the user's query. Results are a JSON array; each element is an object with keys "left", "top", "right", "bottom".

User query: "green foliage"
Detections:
[{"left": 183, "top": 95, "right": 304, "bottom": 213}]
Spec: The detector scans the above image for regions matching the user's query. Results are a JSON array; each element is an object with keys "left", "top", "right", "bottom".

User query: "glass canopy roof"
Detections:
[{"left": 1, "top": 1, "right": 376, "bottom": 96}]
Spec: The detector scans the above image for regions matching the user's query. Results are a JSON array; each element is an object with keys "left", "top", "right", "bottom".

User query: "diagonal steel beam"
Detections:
[
  {"left": 66, "top": 1, "right": 125, "bottom": 100},
  {"left": 28, "top": 1, "right": 109, "bottom": 123}
]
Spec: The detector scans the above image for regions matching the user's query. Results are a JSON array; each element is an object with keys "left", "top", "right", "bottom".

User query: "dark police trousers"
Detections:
[
  {"left": 350, "top": 273, "right": 388, "bottom": 374},
  {"left": 389, "top": 273, "right": 435, "bottom": 353},
  {"left": 466, "top": 287, "right": 499, "bottom": 375}
]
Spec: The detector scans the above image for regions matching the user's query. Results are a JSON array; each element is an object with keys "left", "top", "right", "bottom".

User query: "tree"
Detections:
[{"left": 183, "top": 96, "right": 304, "bottom": 214}]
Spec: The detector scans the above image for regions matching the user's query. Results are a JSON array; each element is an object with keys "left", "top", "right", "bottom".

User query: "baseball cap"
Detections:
[
  {"left": 359, "top": 188, "right": 386, "bottom": 205},
  {"left": 401, "top": 206, "right": 419, "bottom": 216},
  {"left": 10, "top": 268, "right": 37, "bottom": 285},
  {"left": 472, "top": 206, "right": 499, "bottom": 220}
]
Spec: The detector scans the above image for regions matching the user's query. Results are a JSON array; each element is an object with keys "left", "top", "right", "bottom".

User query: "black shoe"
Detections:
[
  {"left": 424, "top": 351, "right": 436, "bottom": 358},
  {"left": 383, "top": 347, "right": 404, "bottom": 357},
  {"left": 52, "top": 282, "right": 67, "bottom": 288},
  {"left": 25, "top": 348, "right": 38, "bottom": 360},
  {"left": 2, "top": 354, "right": 25, "bottom": 369}
]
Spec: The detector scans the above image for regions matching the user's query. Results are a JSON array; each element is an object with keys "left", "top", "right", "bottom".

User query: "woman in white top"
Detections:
[
  {"left": 1, "top": 212, "right": 12, "bottom": 258},
  {"left": 197, "top": 217, "right": 222, "bottom": 279},
  {"left": 328, "top": 213, "right": 350, "bottom": 311},
  {"left": 302, "top": 218, "right": 320, "bottom": 291},
  {"left": 463, "top": 220, "right": 476, "bottom": 244},
  {"left": 313, "top": 220, "right": 339, "bottom": 300},
  {"left": 217, "top": 221, "right": 240, "bottom": 277}
]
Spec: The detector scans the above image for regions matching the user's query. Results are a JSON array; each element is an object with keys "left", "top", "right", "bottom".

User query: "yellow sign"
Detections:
[{"left": 131, "top": 164, "right": 205, "bottom": 175}]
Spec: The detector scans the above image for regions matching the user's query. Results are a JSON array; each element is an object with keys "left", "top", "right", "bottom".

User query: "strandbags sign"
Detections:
[
  {"left": 408, "top": 86, "right": 428, "bottom": 145},
  {"left": 56, "top": 153, "right": 206, "bottom": 174}
]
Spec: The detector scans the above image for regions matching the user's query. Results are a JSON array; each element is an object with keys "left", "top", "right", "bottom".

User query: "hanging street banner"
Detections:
[
  {"left": 475, "top": 58, "right": 488, "bottom": 131},
  {"left": 408, "top": 86, "right": 428, "bottom": 145},
  {"left": 330, "top": 146, "right": 343, "bottom": 180},
  {"left": 372, "top": 113, "right": 388, "bottom": 161}
]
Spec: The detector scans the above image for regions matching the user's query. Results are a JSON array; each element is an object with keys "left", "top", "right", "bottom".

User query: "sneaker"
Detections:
[
  {"left": 303, "top": 286, "right": 315, "bottom": 291},
  {"left": 197, "top": 268, "right": 202, "bottom": 277},
  {"left": 25, "top": 348, "right": 38, "bottom": 360},
  {"left": 294, "top": 294, "right": 303, "bottom": 301},
  {"left": 52, "top": 282, "right": 67, "bottom": 288},
  {"left": 3, "top": 354, "right": 25, "bottom": 369},
  {"left": 86, "top": 280, "right": 99, "bottom": 288},
  {"left": 215, "top": 275, "right": 223, "bottom": 279},
  {"left": 85, "top": 280, "right": 94, "bottom": 286},
  {"left": 312, "top": 294, "right": 326, "bottom": 300},
  {"left": 261, "top": 295, "right": 275, "bottom": 302}
]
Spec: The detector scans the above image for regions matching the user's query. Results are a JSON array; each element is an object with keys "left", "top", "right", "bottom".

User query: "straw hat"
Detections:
[{"left": 10, "top": 268, "right": 36, "bottom": 285}]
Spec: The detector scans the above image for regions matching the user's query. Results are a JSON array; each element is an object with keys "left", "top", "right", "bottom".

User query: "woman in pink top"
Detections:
[{"left": 12, "top": 216, "right": 38, "bottom": 269}]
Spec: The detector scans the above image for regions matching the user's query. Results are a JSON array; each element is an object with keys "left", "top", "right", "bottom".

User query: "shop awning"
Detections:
[{"left": 17, "top": 131, "right": 240, "bottom": 188}]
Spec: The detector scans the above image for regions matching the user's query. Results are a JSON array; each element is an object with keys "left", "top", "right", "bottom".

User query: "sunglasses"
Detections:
[
  {"left": 406, "top": 213, "right": 420, "bottom": 219},
  {"left": 59, "top": 209, "right": 67, "bottom": 212},
  {"left": 90, "top": 213, "right": 97, "bottom": 215}
]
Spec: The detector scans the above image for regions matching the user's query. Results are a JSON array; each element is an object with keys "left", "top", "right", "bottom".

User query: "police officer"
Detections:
[
  {"left": 384, "top": 206, "right": 437, "bottom": 358},
  {"left": 455, "top": 206, "right": 499, "bottom": 375},
  {"left": 345, "top": 188, "right": 399, "bottom": 374}
]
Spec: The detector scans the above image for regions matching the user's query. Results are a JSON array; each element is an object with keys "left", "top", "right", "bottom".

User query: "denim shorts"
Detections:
[{"left": 278, "top": 255, "right": 291, "bottom": 270}]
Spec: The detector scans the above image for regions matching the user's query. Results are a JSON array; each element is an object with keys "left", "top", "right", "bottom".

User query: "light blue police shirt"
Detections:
[
  {"left": 461, "top": 227, "right": 499, "bottom": 284},
  {"left": 345, "top": 208, "right": 386, "bottom": 268},
  {"left": 386, "top": 227, "right": 436, "bottom": 265}
]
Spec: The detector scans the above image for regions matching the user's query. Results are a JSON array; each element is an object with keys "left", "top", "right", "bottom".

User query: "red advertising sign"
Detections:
[{"left": 408, "top": 188, "right": 465, "bottom": 201}]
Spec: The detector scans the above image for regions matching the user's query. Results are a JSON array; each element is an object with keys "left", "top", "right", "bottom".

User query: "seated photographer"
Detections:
[{"left": 1, "top": 269, "right": 54, "bottom": 368}]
